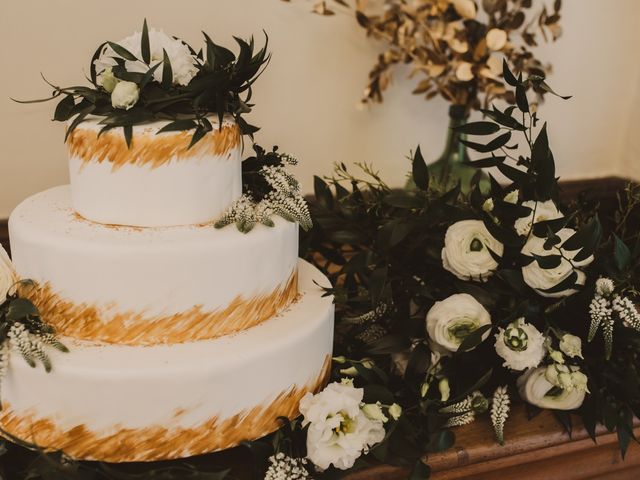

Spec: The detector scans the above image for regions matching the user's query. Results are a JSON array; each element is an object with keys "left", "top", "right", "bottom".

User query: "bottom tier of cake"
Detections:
[{"left": 0, "top": 260, "right": 334, "bottom": 462}]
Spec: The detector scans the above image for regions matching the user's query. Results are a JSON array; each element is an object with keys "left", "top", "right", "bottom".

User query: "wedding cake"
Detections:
[{"left": 0, "top": 28, "right": 334, "bottom": 462}]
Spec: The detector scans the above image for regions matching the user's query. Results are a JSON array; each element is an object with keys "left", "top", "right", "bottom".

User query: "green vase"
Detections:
[{"left": 428, "top": 105, "right": 489, "bottom": 194}]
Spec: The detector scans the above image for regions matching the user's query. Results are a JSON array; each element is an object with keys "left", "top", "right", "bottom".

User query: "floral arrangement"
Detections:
[
  {"left": 15, "top": 20, "right": 270, "bottom": 147},
  {"left": 296, "top": 0, "right": 562, "bottom": 111},
  {"left": 0, "top": 247, "right": 67, "bottom": 402},
  {"left": 215, "top": 145, "right": 313, "bottom": 233}
]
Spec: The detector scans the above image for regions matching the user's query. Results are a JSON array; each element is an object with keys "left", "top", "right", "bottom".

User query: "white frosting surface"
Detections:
[
  {"left": 68, "top": 116, "right": 242, "bottom": 227},
  {"left": 9, "top": 185, "right": 298, "bottom": 327},
  {"left": 2, "top": 260, "right": 334, "bottom": 448}
]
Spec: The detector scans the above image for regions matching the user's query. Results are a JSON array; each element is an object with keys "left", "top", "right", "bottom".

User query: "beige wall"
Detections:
[{"left": 1, "top": 0, "right": 639, "bottom": 218}]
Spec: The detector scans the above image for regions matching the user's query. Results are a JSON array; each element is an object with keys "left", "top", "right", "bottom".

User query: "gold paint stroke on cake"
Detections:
[
  {"left": 0, "top": 355, "right": 331, "bottom": 462},
  {"left": 67, "top": 122, "right": 241, "bottom": 170},
  {"left": 22, "top": 271, "right": 298, "bottom": 345}
]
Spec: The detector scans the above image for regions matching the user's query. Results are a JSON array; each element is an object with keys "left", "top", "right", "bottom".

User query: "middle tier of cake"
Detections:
[{"left": 9, "top": 185, "right": 299, "bottom": 345}]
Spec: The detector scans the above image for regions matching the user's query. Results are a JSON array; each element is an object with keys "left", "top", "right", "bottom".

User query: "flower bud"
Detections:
[
  {"left": 482, "top": 198, "right": 494, "bottom": 213},
  {"left": 595, "top": 277, "right": 615, "bottom": 297},
  {"left": 549, "top": 349, "right": 564, "bottom": 364},
  {"left": 332, "top": 356, "right": 347, "bottom": 364},
  {"left": 559, "top": 334, "right": 583, "bottom": 359},
  {"left": 362, "top": 402, "right": 388, "bottom": 423},
  {"left": 100, "top": 67, "right": 119, "bottom": 93},
  {"left": 503, "top": 189, "right": 519, "bottom": 204},
  {"left": 420, "top": 382, "right": 430, "bottom": 398},
  {"left": 111, "top": 81, "right": 139, "bottom": 110},
  {"left": 439, "top": 378, "right": 450, "bottom": 402},
  {"left": 570, "top": 370, "right": 590, "bottom": 393},
  {"left": 388, "top": 403, "right": 402, "bottom": 420},
  {"left": 339, "top": 366, "right": 358, "bottom": 377}
]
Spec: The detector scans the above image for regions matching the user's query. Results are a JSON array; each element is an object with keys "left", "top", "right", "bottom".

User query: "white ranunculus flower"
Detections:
[
  {"left": 559, "top": 334, "right": 583, "bottom": 359},
  {"left": 517, "top": 367, "right": 586, "bottom": 410},
  {"left": 514, "top": 200, "right": 563, "bottom": 236},
  {"left": 300, "top": 381, "right": 385, "bottom": 471},
  {"left": 111, "top": 81, "right": 139, "bottom": 110},
  {"left": 0, "top": 246, "right": 16, "bottom": 301},
  {"left": 426, "top": 293, "right": 492, "bottom": 352},
  {"left": 494, "top": 318, "right": 546, "bottom": 371},
  {"left": 94, "top": 28, "right": 199, "bottom": 86},
  {"left": 442, "top": 220, "right": 504, "bottom": 282},
  {"left": 521, "top": 228, "right": 594, "bottom": 298}
]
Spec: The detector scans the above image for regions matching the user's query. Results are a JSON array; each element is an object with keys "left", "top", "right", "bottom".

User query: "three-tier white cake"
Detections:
[{"left": 0, "top": 116, "right": 334, "bottom": 462}]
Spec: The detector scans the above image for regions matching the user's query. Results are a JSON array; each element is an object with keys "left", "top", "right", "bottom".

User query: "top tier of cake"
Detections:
[{"left": 67, "top": 116, "right": 242, "bottom": 228}]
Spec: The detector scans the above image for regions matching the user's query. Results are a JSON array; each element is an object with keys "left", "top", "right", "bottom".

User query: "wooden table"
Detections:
[{"left": 345, "top": 404, "right": 640, "bottom": 480}]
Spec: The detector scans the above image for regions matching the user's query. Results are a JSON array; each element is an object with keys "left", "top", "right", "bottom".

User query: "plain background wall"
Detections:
[{"left": 1, "top": 0, "right": 639, "bottom": 218}]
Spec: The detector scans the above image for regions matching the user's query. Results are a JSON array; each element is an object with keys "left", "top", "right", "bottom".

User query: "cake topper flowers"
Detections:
[{"left": 13, "top": 20, "right": 270, "bottom": 148}]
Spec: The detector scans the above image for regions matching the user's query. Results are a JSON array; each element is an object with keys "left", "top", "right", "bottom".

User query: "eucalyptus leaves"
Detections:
[{"left": 14, "top": 20, "right": 270, "bottom": 147}]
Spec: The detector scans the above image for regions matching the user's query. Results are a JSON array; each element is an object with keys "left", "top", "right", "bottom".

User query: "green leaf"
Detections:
[
  {"left": 313, "top": 176, "right": 333, "bottom": 210},
  {"left": 366, "top": 334, "right": 410, "bottom": 355},
  {"left": 461, "top": 132, "right": 511, "bottom": 153},
  {"left": 457, "top": 324, "right": 492, "bottom": 353},
  {"left": 537, "top": 79, "right": 572, "bottom": 100},
  {"left": 162, "top": 48, "right": 173, "bottom": 89},
  {"left": 64, "top": 106, "right": 94, "bottom": 142},
  {"left": 562, "top": 216, "right": 601, "bottom": 251},
  {"left": 123, "top": 125, "right": 133, "bottom": 148},
  {"left": 188, "top": 126, "right": 207, "bottom": 149},
  {"left": 141, "top": 19, "right": 150, "bottom": 64},
  {"left": 53, "top": 95, "right": 76, "bottom": 121},
  {"left": 156, "top": 119, "right": 197, "bottom": 134},
  {"left": 481, "top": 107, "right": 526, "bottom": 131},
  {"left": 497, "top": 163, "right": 529, "bottom": 184},
  {"left": 138, "top": 62, "right": 162, "bottom": 89},
  {"left": 363, "top": 384, "right": 397, "bottom": 404},
  {"left": 383, "top": 192, "right": 423, "bottom": 209},
  {"left": 614, "top": 234, "right": 631, "bottom": 272},
  {"left": 515, "top": 84, "right": 529, "bottom": 112},
  {"left": 502, "top": 59, "right": 518, "bottom": 86},
  {"left": 107, "top": 41, "right": 138, "bottom": 61},
  {"left": 466, "top": 155, "right": 505, "bottom": 168},
  {"left": 532, "top": 253, "right": 563, "bottom": 269},
  {"left": 409, "top": 460, "right": 431, "bottom": 480},
  {"left": 412, "top": 146, "right": 429, "bottom": 191},
  {"left": 6, "top": 298, "right": 40, "bottom": 321},
  {"left": 453, "top": 121, "right": 500, "bottom": 135}
]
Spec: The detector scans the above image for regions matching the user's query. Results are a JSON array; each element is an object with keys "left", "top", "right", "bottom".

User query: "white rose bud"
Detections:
[
  {"left": 99, "top": 67, "right": 119, "bottom": 93},
  {"left": 388, "top": 403, "right": 402, "bottom": 420},
  {"left": 518, "top": 367, "right": 585, "bottom": 410},
  {"left": 439, "top": 378, "right": 450, "bottom": 402},
  {"left": 514, "top": 200, "right": 563, "bottom": 236},
  {"left": 426, "top": 293, "right": 492, "bottom": 352},
  {"left": 494, "top": 318, "right": 546, "bottom": 371},
  {"left": 362, "top": 402, "right": 388, "bottom": 423},
  {"left": 442, "top": 220, "right": 504, "bottom": 282},
  {"left": 559, "top": 334, "right": 583, "bottom": 359},
  {"left": 111, "top": 81, "right": 140, "bottom": 110},
  {"left": 521, "top": 228, "right": 594, "bottom": 298}
]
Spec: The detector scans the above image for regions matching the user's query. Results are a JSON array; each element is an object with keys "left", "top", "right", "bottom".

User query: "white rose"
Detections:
[
  {"left": 426, "top": 293, "right": 492, "bottom": 352},
  {"left": 521, "top": 228, "right": 594, "bottom": 298},
  {"left": 94, "top": 28, "right": 199, "bottom": 86},
  {"left": 494, "top": 318, "right": 546, "bottom": 371},
  {"left": 559, "top": 334, "right": 583, "bottom": 359},
  {"left": 111, "top": 81, "right": 140, "bottom": 110},
  {"left": 514, "top": 200, "right": 563, "bottom": 236},
  {"left": 300, "top": 382, "right": 385, "bottom": 471},
  {"left": 517, "top": 367, "right": 585, "bottom": 410},
  {"left": 442, "top": 220, "right": 504, "bottom": 282},
  {"left": 0, "top": 246, "right": 17, "bottom": 300}
]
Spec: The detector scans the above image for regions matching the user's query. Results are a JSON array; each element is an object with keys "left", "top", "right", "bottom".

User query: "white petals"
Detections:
[
  {"left": 455, "top": 62, "right": 474, "bottom": 81},
  {"left": 514, "top": 200, "right": 563, "bottom": 236},
  {"left": 452, "top": 0, "right": 477, "bottom": 19},
  {"left": 0, "top": 245, "right": 16, "bottom": 301},
  {"left": 442, "top": 220, "right": 503, "bottom": 282},
  {"left": 494, "top": 318, "right": 546, "bottom": 371},
  {"left": 490, "top": 386, "right": 510, "bottom": 445},
  {"left": 426, "top": 293, "right": 492, "bottom": 352}
]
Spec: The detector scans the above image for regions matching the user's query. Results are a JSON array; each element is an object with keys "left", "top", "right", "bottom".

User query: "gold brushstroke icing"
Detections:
[
  {"left": 67, "top": 122, "right": 241, "bottom": 171},
  {"left": 22, "top": 271, "right": 298, "bottom": 345},
  {"left": 0, "top": 355, "right": 332, "bottom": 462}
]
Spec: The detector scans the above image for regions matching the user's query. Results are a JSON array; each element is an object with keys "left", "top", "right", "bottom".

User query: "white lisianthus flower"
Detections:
[
  {"left": 111, "top": 81, "right": 140, "bottom": 110},
  {"left": 521, "top": 228, "right": 594, "bottom": 298},
  {"left": 517, "top": 367, "right": 586, "bottom": 410},
  {"left": 442, "top": 220, "right": 504, "bottom": 282},
  {"left": 559, "top": 334, "right": 583, "bottom": 359},
  {"left": 94, "top": 28, "right": 199, "bottom": 86},
  {"left": 494, "top": 318, "right": 546, "bottom": 371},
  {"left": 299, "top": 381, "right": 386, "bottom": 471},
  {"left": 514, "top": 200, "right": 563, "bottom": 236},
  {"left": 426, "top": 293, "right": 492, "bottom": 352},
  {"left": 0, "top": 246, "right": 17, "bottom": 300}
]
